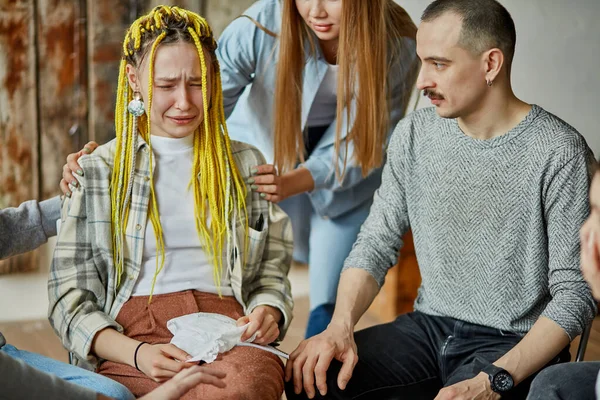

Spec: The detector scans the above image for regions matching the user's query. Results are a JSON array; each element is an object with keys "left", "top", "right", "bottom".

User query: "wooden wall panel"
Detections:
[
  {"left": 204, "top": 0, "right": 255, "bottom": 37},
  {"left": 0, "top": 0, "right": 39, "bottom": 273},
  {"left": 37, "top": 0, "right": 88, "bottom": 200},
  {"left": 86, "top": 0, "right": 144, "bottom": 146}
]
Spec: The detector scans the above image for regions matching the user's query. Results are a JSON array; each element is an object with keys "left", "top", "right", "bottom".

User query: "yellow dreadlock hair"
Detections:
[{"left": 112, "top": 5, "right": 248, "bottom": 300}]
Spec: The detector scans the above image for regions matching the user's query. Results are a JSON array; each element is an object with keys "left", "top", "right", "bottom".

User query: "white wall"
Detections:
[{"left": 398, "top": 0, "right": 600, "bottom": 156}]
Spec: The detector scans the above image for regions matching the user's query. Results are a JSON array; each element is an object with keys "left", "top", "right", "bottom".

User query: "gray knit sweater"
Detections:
[
  {"left": 344, "top": 105, "right": 596, "bottom": 339},
  {"left": 0, "top": 196, "right": 61, "bottom": 260}
]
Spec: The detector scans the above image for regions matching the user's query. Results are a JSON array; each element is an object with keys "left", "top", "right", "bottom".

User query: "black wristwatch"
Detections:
[{"left": 482, "top": 364, "right": 514, "bottom": 393}]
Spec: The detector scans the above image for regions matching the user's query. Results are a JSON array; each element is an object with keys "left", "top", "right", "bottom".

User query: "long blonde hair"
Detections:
[
  {"left": 273, "top": 0, "right": 417, "bottom": 177},
  {"left": 113, "top": 6, "right": 247, "bottom": 299}
]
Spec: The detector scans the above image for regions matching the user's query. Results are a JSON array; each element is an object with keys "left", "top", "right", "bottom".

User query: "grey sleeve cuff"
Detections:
[
  {"left": 541, "top": 298, "right": 597, "bottom": 340},
  {"left": 342, "top": 229, "right": 406, "bottom": 288},
  {"left": 341, "top": 263, "right": 386, "bottom": 288},
  {"left": 39, "top": 196, "right": 62, "bottom": 238}
]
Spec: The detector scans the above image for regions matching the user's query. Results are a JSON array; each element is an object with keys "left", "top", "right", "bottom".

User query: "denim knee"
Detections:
[
  {"left": 1, "top": 344, "right": 134, "bottom": 400},
  {"left": 305, "top": 303, "right": 335, "bottom": 338},
  {"left": 527, "top": 364, "right": 569, "bottom": 400},
  {"left": 86, "top": 377, "right": 135, "bottom": 400}
]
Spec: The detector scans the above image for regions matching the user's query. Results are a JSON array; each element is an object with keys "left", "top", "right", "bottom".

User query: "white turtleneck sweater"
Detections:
[{"left": 131, "top": 134, "right": 233, "bottom": 297}]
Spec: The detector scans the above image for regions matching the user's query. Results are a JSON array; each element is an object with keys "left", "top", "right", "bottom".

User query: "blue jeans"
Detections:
[
  {"left": 1, "top": 344, "right": 134, "bottom": 400},
  {"left": 527, "top": 361, "right": 600, "bottom": 400},
  {"left": 305, "top": 304, "right": 336, "bottom": 339},
  {"left": 286, "top": 312, "right": 571, "bottom": 399},
  {"left": 279, "top": 194, "right": 373, "bottom": 338}
]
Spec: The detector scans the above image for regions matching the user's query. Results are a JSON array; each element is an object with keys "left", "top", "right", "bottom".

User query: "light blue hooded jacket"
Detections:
[{"left": 218, "top": 0, "right": 419, "bottom": 219}]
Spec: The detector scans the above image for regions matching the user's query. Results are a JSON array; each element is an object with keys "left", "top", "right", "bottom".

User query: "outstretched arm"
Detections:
[{"left": 0, "top": 196, "right": 61, "bottom": 260}]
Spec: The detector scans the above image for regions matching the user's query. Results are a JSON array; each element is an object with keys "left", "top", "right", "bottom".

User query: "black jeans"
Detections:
[
  {"left": 286, "top": 312, "right": 571, "bottom": 400},
  {"left": 527, "top": 361, "right": 600, "bottom": 400}
]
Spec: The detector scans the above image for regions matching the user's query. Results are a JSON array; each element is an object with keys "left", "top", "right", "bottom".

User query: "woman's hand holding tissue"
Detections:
[
  {"left": 237, "top": 306, "right": 282, "bottom": 345},
  {"left": 136, "top": 343, "right": 197, "bottom": 382}
]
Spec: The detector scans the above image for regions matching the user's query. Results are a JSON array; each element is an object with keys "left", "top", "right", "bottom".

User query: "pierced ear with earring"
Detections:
[
  {"left": 128, "top": 91, "right": 145, "bottom": 117},
  {"left": 486, "top": 78, "right": 494, "bottom": 87}
]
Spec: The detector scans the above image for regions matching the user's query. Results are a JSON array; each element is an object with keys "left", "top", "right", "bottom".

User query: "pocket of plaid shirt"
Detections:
[{"left": 243, "top": 227, "right": 268, "bottom": 278}]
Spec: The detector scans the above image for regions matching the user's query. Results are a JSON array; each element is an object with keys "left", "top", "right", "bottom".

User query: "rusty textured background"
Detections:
[
  {"left": 0, "top": 0, "right": 39, "bottom": 274},
  {"left": 38, "top": 0, "right": 88, "bottom": 200}
]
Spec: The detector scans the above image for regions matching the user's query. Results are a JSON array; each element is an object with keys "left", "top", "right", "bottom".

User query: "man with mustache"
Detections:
[{"left": 285, "top": 0, "right": 596, "bottom": 399}]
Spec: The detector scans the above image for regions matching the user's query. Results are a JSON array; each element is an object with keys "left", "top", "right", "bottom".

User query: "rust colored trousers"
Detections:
[{"left": 97, "top": 290, "right": 284, "bottom": 399}]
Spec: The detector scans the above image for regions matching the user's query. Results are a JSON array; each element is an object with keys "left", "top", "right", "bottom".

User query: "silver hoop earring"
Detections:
[
  {"left": 486, "top": 78, "right": 493, "bottom": 87},
  {"left": 128, "top": 92, "right": 145, "bottom": 117}
]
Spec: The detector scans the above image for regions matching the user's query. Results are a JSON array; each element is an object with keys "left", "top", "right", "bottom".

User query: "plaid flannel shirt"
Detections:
[{"left": 48, "top": 136, "right": 294, "bottom": 369}]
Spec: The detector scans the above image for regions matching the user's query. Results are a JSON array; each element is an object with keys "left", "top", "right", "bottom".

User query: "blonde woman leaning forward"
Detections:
[
  {"left": 219, "top": 0, "right": 420, "bottom": 337},
  {"left": 49, "top": 6, "right": 293, "bottom": 400}
]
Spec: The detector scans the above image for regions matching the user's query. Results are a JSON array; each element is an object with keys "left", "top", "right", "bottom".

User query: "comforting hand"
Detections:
[
  {"left": 285, "top": 323, "right": 358, "bottom": 399},
  {"left": 136, "top": 343, "right": 196, "bottom": 383},
  {"left": 249, "top": 164, "right": 287, "bottom": 203},
  {"left": 434, "top": 373, "right": 500, "bottom": 400},
  {"left": 237, "top": 305, "right": 282, "bottom": 345},
  {"left": 60, "top": 141, "right": 99, "bottom": 197},
  {"left": 138, "top": 364, "right": 226, "bottom": 400},
  {"left": 249, "top": 164, "right": 315, "bottom": 203}
]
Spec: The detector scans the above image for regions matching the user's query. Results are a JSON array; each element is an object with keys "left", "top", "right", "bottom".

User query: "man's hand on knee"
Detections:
[
  {"left": 60, "top": 141, "right": 99, "bottom": 197},
  {"left": 285, "top": 324, "right": 358, "bottom": 399}
]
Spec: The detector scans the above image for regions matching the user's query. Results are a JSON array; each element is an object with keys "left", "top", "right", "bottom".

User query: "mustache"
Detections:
[{"left": 423, "top": 89, "right": 444, "bottom": 100}]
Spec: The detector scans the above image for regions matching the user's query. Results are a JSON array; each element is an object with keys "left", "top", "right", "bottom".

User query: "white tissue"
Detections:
[
  {"left": 167, "top": 313, "right": 289, "bottom": 362},
  {"left": 167, "top": 313, "right": 255, "bottom": 363}
]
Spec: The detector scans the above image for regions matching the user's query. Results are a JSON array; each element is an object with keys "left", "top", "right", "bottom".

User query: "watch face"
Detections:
[{"left": 493, "top": 371, "right": 514, "bottom": 392}]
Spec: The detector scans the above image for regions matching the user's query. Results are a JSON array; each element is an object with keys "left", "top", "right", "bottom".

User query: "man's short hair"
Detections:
[{"left": 422, "top": 0, "right": 516, "bottom": 68}]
